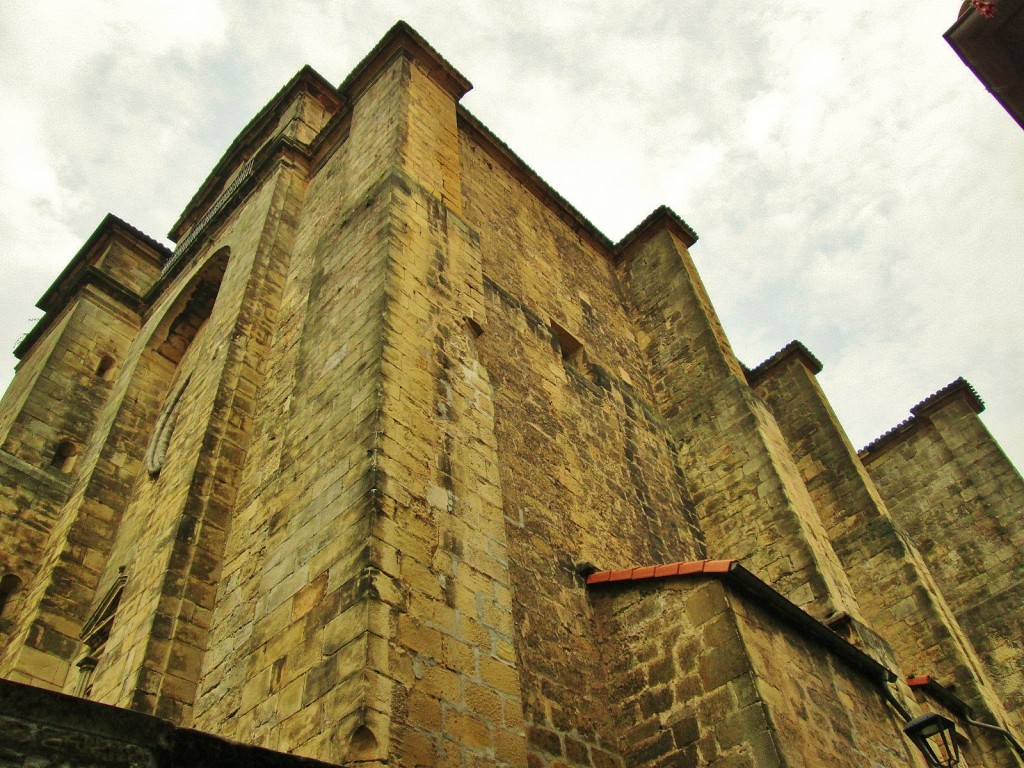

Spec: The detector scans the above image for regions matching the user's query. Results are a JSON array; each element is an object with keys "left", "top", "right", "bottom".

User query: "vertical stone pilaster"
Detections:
[
  {"left": 0, "top": 222, "right": 163, "bottom": 661},
  {"left": 752, "top": 350, "right": 1021, "bottom": 766},
  {"left": 619, "top": 213, "right": 860, "bottom": 622},
  {"left": 189, "top": 27, "right": 525, "bottom": 766},
  {"left": 863, "top": 385, "right": 1024, "bottom": 738},
  {"left": 364, "top": 46, "right": 525, "bottom": 768}
]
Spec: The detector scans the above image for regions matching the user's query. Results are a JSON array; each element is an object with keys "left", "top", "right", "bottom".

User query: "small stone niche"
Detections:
[
  {"left": 51, "top": 440, "right": 79, "bottom": 474},
  {"left": 550, "top": 319, "right": 585, "bottom": 368}
]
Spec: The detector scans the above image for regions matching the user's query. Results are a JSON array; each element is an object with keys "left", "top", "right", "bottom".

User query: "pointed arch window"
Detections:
[{"left": 142, "top": 247, "right": 229, "bottom": 479}]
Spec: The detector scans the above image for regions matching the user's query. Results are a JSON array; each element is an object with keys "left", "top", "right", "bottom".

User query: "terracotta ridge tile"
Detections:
[
  {"left": 860, "top": 377, "right": 984, "bottom": 458},
  {"left": 745, "top": 340, "right": 823, "bottom": 383},
  {"left": 702, "top": 559, "right": 737, "bottom": 574},
  {"left": 585, "top": 559, "right": 738, "bottom": 587},
  {"left": 677, "top": 561, "right": 706, "bottom": 575}
]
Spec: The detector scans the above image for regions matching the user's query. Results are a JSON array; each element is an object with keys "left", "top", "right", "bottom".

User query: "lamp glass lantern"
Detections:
[{"left": 903, "top": 712, "right": 961, "bottom": 767}]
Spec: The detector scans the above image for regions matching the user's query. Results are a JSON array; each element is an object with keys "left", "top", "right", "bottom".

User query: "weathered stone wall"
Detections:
[
  {"left": 592, "top": 576, "right": 917, "bottom": 768},
  {"left": 459, "top": 127, "right": 706, "bottom": 766},
  {"left": 0, "top": 229, "right": 163, "bottom": 687},
  {"left": 1, "top": 21, "right": 1023, "bottom": 768},
  {"left": 618, "top": 224, "right": 861, "bottom": 624},
  {"left": 863, "top": 391, "right": 1024, "bottom": 733},
  {"left": 0, "top": 677, "right": 337, "bottom": 768},
  {"left": 0, "top": 230, "right": 162, "bottom": 629},
  {"left": 192, "top": 48, "right": 527, "bottom": 767},
  {"left": 188, "top": 141, "right": 377, "bottom": 756},
  {"left": 594, "top": 578, "right": 779, "bottom": 767},
  {"left": 751, "top": 350, "right": 1020, "bottom": 766},
  {"left": 88, "top": 160, "right": 302, "bottom": 724},
  {"left": 730, "top": 592, "right": 915, "bottom": 768}
]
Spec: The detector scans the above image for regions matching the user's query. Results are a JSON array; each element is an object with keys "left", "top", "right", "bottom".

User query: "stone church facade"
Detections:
[{"left": 0, "top": 21, "right": 1022, "bottom": 768}]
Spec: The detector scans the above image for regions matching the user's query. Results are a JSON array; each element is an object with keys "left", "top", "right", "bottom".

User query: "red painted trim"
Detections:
[{"left": 608, "top": 568, "right": 634, "bottom": 582}]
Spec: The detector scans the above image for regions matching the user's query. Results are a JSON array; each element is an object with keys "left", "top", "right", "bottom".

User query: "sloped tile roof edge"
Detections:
[
  {"left": 859, "top": 377, "right": 984, "bottom": 458},
  {"left": 586, "top": 558, "right": 895, "bottom": 685},
  {"left": 906, "top": 674, "right": 973, "bottom": 718},
  {"left": 745, "top": 340, "right": 824, "bottom": 384}
]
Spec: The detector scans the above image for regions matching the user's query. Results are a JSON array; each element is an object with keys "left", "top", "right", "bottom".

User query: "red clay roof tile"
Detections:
[
  {"left": 653, "top": 563, "right": 681, "bottom": 578},
  {"left": 586, "top": 559, "right": 742, "bottom": 584},
  {"left": 631, "top": 566, "right": 657, "bottom": 581},
  {"left": 608, "top": 568, "right": 634, "bottom": 582}
]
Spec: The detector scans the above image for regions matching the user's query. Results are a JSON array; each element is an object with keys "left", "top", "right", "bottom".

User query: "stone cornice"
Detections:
[
  {"left": 860, "top": 378, "right": 985, "bottom": 460},
  {"left": 745, "top": 340, "right": 824, "bottom": 386},
  {"left": 169, "top": 66, "right": 341, "bottom": 243},
  {"left": 338, "top": 20, "right": 472, "bottom": 104},
  {"left": 615, "top": 205, "right": 699, "bottom": 264},
  {"left": 15, "top": 215, "right": 160, "bottom": 360},
  {"left": 34, "top": 214, "right": 167, "bottom": 314},
  {"left": 147, "top": 135, "right": 311, "bottom": 306}
]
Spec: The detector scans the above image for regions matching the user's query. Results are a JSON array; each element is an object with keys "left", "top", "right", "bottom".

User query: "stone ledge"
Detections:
[
  {"left": 0, "top": 449, "right": 72, "bottom": 492},
  {"left": 0, "top": 677, "right": 337, "bottom": 768}
]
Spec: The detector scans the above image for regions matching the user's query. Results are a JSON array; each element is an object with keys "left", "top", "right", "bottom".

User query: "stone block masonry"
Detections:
[{"left": 1, "top": 19, "right": 1023, "bottom": 768}]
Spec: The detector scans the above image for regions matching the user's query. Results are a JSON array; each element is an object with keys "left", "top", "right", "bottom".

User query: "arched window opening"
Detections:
[
  {"left": 51, "top": 440, "right": 79, "bottom": 473},
  {"left": 143, "top": 247, "right": 229, "bottom": 479},
  {"left": 346, "top": 725, "right": 379, "bottom": 762},
  {"left": 152, "top": 249, "right": 229, "bottom": 369},
  {"left": 95, "top": 354, "right": 116, "bottom": 380},
  {"left": 0, "top": 573, "right": 22, "bottom": 618}
]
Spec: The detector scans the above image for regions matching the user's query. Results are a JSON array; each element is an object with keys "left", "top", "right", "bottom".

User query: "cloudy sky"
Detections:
[{"left": 1, "top": 1, "right": 1022, "bottom": 469}]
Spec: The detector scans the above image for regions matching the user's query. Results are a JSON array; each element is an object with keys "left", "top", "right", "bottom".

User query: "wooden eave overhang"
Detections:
[{"left": 945, "top": 0, "right": 1024, "bottom": 130}]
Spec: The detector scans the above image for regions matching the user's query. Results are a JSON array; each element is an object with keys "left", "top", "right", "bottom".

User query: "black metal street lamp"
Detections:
[{"left": 904, "top": 712, "right": 961, "bottom": 767}]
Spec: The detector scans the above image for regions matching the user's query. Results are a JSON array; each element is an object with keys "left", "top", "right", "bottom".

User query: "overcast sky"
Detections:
[{"left": 1, "top": 1, "right": 1022, "bottom": 470}]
